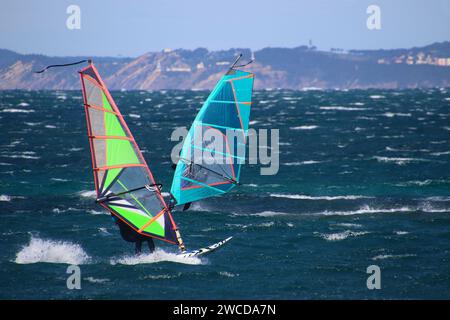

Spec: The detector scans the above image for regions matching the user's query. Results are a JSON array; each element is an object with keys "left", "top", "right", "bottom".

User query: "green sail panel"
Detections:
[
  {"left": 80, "top": 63, "right": 178, "bottom": 245},
  {"left": 170, "top": 68, "right": 254, "bottom": 205}
]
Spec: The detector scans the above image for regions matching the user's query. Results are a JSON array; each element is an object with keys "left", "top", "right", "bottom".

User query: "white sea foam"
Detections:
[
  {"left": 2, "top": 108, "right": 35, "bottom": 113},
  {"left": 319, "top": 230, "right": 369, "bottom": 241},
  {"left": 270, "top": 194, "right": 372, "bottom": 200},
  {"left": 24, "top": 122, "right": 41, "bottom": 126},
  {"left": 370, "top": 95, "right": 385, "bottom": 99},
  {"left": 89, "top": 210, "right": 107, "bottom": 215},
  {"left": 0, "top": 194, "right": 24, "bottom": 201},
  {"left": 382, "top": 112, "right": 411, "bottom": 117},
  {"left": 79, "top": 190, "right": 96, "bottom": 198},
  {"left": 84, "top": 277, "right": 109, "bottom": 283},
  {"left": 143, "top": 274, "right": 179, "bottom": 280},
  {"left": 290, "top": 125, "right": 318, "bottom": 130},
  {"left": 372, "top": 254, "right": 416, "bottom": 261},
  {"left": 312, "top": 205, "right": 415, "bottom": 216},
  {"left": 110, "top": 249, "right": 203, "bottom": 266},
  {"left": 320, "top": 106, "right": 367, "bottom": 111},
  {"left": 374, "top": 156, "right": 430, "bottom": 165},
  {"left": 283, "top": 160, "right": 322, "bottom": 166},
  {"left": 245, "top": 183, "right": 258, "bottom": 187},
  {"left": 0, "top": 195, "right": 11, "bottom": 201},
  {"left": 418, "top": 202, "right": 449, "bottom": 213},
  {"left": 430, "top": 151, "right": 450, "bottom": 156},
  {"left": 219, "top": 271, "right": 238, "bottom": 278},
  {"left": 335, "top": 223, "right": 363, "bottom": 228},
  {"left": 421, "top": 196, "right": 450, "bottom": 202},
  {"left": 52, "top": 207, "right": 80, "bottom": 214},
  {"left": 253, "top": 211, "right": 289, "bottom": 217},
  {"left": 45, "top": 125, "right": 57, "bottom": 129},
  {"left": 15, "top": 237, "right": 90, "bottom": 265},
  {"left": 128, "top": 113, "right": 141, "bottom": 119},
  {"left": 2, "top": 154, "right": 40, "bottom": 160},
  {"left": 51, "top": 178, "right": 69, "bottom": 182},
  {"left": 394, "top": 231, "right": 409, "bottom": 235}
]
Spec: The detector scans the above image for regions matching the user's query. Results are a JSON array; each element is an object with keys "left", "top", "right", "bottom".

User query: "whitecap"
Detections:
[
  {"left": 430, "top": 151, "right": 450, "bottom": 156},
  {"left": 382, "top": 112, "right": 411, "bottom": 117},
  {"left": 318, "top": 230, "right": 369, "bottom": 241},
  {"left": 0, "top": 195, "right": 11, "bottom": 201},
  {"left": 84, "top": 277, "right": 109, "bottom": 283},
  {"left": 311, "top": 205, "right": 415, "bottom": 216},
  {"left": 90, "top": 210, "right": 107, "bottom": 215},
  {"left": 2, "top": 109, "right": 35, "bottom": 113},
  {"left": 219, "top": 271, "right": 238, "bottom": 278},
  {"left": 320, "top": 106, "right": 367, "bottom": 111},
  {"left": 252, "top": 211, "right": 289, "bottom": 217},
  {"left": 270, "top": 194, "right": 372, "bottom": 200},
  {"left": 51, "top": 178, "right": 69, "bottom": 182},
  {"left": 372, "top": 254, "right": 416, "bottom": 261},
  {"left": 374, "top": 156, "right": 430, "bottom": 165},
  {"left": 283, "top": 160, "right": 322, "bottom": 166},
  {"left": 290, "top": 125, "right": 318, "bottom": 130},
  {"left": 15, "top": 237, "right": 90, "bottom": 265},
  {"left": 79, "top": 190, "right": 96, "bottom": 198}
]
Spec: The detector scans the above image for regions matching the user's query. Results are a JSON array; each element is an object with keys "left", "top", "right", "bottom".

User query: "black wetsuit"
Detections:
[{"left": 112, "top": 215, "right": 155, "bottom": 255}]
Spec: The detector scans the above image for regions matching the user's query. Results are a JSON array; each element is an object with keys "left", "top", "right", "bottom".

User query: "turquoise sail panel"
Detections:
[{"left": 170, "top": 69, "right": 254, "bottom": 205}]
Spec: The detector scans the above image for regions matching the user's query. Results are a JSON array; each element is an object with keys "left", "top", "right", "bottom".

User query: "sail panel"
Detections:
[
  {"left": 80, "top": 63, "right": 178, "bottom": 244},
  {"left": 170, "top": 68, "right": 254, "bottom": 205}
]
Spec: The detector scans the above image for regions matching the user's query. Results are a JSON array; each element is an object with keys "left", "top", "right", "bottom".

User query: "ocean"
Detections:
[{"left": 0, "top": 88, "right": 449, "bottom": 299}]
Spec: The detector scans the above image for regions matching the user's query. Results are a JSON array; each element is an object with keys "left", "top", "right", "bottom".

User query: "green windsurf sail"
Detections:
[
  {"left": 79, "top": 62, "right": 184, "bottom": 249},
  {"left": 170, "top": 54, "right": 254, "bottom": 207}
]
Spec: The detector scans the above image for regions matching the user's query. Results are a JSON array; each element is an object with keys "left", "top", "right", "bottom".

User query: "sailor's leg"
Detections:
[
  {"left": 147, "top": 238, "right": 155, "bottom": 253},
  {"left": 135, "top": 240, "right": 142, "bottom": 255}
]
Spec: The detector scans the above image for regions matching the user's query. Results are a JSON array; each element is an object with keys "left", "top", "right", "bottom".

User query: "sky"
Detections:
[{"left": 1, "top": 0, "right": 450, "bottom": 57}]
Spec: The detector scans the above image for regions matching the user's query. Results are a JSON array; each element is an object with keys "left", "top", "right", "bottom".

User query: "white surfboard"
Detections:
[{"left": 177, "top": 237, "right": 233, "bottom": 258}]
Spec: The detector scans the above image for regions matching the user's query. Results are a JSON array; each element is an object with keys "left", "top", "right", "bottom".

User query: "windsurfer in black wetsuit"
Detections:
[{"left": 111, "top": 215, "right": 155, "bottom": 255}]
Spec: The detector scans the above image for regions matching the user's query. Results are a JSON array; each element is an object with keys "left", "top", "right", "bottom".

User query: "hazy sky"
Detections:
[{"left": 1, "top": 0, "right": 450, "bottom": 57}]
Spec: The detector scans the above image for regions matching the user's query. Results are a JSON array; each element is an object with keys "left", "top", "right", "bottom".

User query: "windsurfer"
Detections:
[{"left": 111, "top": 215, "right": 155, "bottom": 255}]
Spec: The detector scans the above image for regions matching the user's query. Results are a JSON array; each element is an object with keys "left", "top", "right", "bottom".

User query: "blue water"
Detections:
[{"left": 1, "top": 89, "right": 449, "bottom": 299}]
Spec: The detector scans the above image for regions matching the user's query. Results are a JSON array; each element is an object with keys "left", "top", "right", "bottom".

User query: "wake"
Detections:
[{"left": 110, "top": 249, "right": 204, "bottom": 266}]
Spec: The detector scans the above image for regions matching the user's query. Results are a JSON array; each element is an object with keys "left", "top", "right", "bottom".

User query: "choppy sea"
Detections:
[{"left": 0, "top": 88, "right": 449, "bottom": 299}]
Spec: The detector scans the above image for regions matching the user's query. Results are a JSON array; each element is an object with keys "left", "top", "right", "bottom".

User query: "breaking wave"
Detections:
[
  {"left": 372, "top": 254, "right": 416, "bottom": 261},
  {"left": 290, "top": 125, "right": 318, "bottom": 130},
  {"left": 318, "top": 230, "right": 370, "bottom": 241},
  {"left": 270, "top": 194, "right": 372, "bottom": 200},
  {"left": 15, "top": 237, "right": 91, "bottom": 265}
]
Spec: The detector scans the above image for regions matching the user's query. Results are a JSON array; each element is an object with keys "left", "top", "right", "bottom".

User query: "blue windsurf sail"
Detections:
[{"left": 170, "top": 56, "right": 254, "bottom": 206}]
